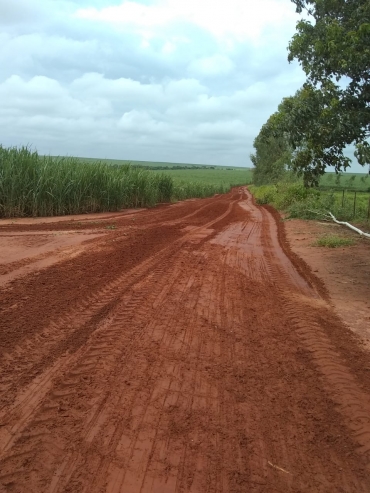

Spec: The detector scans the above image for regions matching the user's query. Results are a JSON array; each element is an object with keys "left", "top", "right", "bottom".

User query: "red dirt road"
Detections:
[{"left": 1, "top": 188, "right": 370, "bottom": 492}]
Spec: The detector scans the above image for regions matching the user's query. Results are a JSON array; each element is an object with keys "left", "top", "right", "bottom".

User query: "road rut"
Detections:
[{"left": 1, "top": 188, "right": 370, "bottom": 492}]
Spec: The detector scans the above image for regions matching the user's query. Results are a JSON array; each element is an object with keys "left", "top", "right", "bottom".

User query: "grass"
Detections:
[
  {"left": 56, "top": 156, "right": 245, "bottom": 170},
  {"left": 313, "top": 234, "right": 355, "bottom": 248},
  {"left": 249, "top": 182, "right": 370, "bottom": 224},
  {"left": 0, "top": 146, "right": 250, "bottom": 218},
  {"left": 0, "top": 146, "right": 178, "bottom": 217},
  {"left": 153, "top": 168, "right": 252, "bottom": 200},
  {"left": 319, "top": 172, "right": 370, "bottom": 192},
  {"left": 152, "top": 168, "right": 252, "bottom": 187},
  {"left": 288, "top": 190, "right": 370, "bottom": 223}
]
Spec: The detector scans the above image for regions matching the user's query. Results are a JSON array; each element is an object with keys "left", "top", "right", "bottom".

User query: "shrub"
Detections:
[{"left": 250, "top": 180, "right": 370, "bottom": 223}]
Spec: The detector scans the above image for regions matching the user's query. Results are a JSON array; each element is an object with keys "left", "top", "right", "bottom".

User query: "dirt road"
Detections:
[{"left": 1, "top": 188, "right": 370, "bottom": 492}]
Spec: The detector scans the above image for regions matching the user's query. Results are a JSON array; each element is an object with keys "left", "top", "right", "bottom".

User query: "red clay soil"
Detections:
[
  {"left": 284, "top": 218, "right": 370, "bottom": 351},
  {"left": 1, "top": 188, "right": 370, "bottom": 492}
]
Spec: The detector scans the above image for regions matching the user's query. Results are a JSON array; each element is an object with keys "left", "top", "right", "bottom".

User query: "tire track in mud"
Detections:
[
  {"left": 0, "top": 195, "right": 239, "bottom": 410},
  {"left": 1, "top": 188, "right": 370, "bottom": 492},
  {"left": 0, "top": 192, "right": 226, "bottom": 235},
  {"left": 0, "top": 192, "right": 232, "bottom": 345},
  {"left": 0, "top": 194, "right": 242, "bottom": 492},
  {"left": 284, "top": 298, "right": 370, "bottom": 457},
  {"left": 209, "top": 190, "right": 370, "bottom": 491},
  {"left": 252, "top": 197, "right": 370, "bottom": 466}
]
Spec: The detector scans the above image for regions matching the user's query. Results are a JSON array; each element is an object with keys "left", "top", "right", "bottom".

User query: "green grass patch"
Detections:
[
  {"left": 319, "top": 172, "right": 370, "bottom": 192},
  {"left": 154, "top": 168, "right": 252, "bottom": 200},
  {"left": 249, "top": 182, "right": 370, "bottom": 223},
  {"left": 313, "top": 235, "right": 355, "bottom": 248},
  {"left": 152, "top": 168, "right": 252, "bottom": 186},
  {"left": 249, "top": 182, "right": 320, "bottom": 209}
]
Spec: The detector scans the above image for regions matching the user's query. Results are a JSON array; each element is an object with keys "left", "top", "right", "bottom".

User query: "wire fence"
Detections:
[{"left": 335, "top": 189, "right": 370, "bottom": 222}]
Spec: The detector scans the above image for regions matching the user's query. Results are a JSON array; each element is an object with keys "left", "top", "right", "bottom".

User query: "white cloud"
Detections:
[
  {"left": 188, "top": 54, "right": 234, "bottom": 77},
  {"left": 197, "top": 120, "right": 249, "bottom": 140},
  {"left": 75, "top": 0, "right": 297, "bottom": 43},
  {"left": 76, "top": 2, "right": 174, "bottom": 28},
  {"left": 163, "top": 78, "right": 207, "bottom": 100},
  {"left": 0, "top": 70, "right": 267, "bottom": 164},
  {"left": 6, "top": 0, "right": 353, "bottom": 169},
  {"left": 0, "top": 75, "right": 112, "bottom": 118},
  {"left": 118, "top": 110, "right": 167, "bottom": 133}
]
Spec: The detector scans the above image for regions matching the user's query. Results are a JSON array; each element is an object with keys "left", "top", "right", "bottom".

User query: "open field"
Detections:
[
  {"left": 2, "top": 147, "right": 249, "bottom": 218},
  {"left": 151, "top": 167, "right": 253, "bottom": 187},
  {"left": 57, "top": 156, "right": 241, "bottom": 170},
  {"left": 57, "top": 156, "right": 253, "bottom": 192},
  {"left": 1, "top": 188, "right": 370, "bottom": 492},
  {"left": 319, "top": 172, "right": 370, "bottom": 191}
]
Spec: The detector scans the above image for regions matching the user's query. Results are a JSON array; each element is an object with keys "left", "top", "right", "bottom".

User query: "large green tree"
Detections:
[
  {"left": 284, "top": 0, "right": 370, "bottom": 183},
  {"left": 289, "top": 0, "right": 370, "bottom": 93},
  {"left": 251, "top": 112, "right": 292, "bottom": 185},
  {"left": 275, "top": 84, "right": 359, "bottom": 186}
]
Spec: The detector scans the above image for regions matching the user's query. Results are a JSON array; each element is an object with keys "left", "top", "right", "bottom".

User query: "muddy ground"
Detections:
[
  {"left": 284, "top": 218, "right": 370, "bottom": 351},
  {"left": 0, "top": 188, "right": 370, "bottom": 492}
]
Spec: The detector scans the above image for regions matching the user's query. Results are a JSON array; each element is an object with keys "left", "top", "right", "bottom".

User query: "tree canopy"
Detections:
[
  {"left": 250, "top": 113, "right": 292, "bottom": 186},
  {"left": 252, "top": 0, "right": 370, "bottom": 185}
]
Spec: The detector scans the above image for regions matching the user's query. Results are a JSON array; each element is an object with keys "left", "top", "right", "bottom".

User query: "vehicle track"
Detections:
[
  {"left": 0, "top": 194, "right": 239, "bottom": 410},
  {"left": 1, "top": 189, "right": 370, "bottom": 492}
]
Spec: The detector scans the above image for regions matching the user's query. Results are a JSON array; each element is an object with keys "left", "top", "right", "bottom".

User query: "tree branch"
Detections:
[{"left": 307, "top": 209, "right": 370, "bottom": 237}]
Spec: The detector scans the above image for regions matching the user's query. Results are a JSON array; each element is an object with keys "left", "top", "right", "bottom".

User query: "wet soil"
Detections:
[
  {"left": 284, "top": 219, "right": 370, "bottom": 350},
  {"left": 0, "top": 188, "right": 370, "bottom": 492}
]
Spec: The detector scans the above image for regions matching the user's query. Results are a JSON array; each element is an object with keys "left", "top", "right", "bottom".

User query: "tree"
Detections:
[
  {"left": 289, "top": 0, "right": 370, "bottom": 93},
  {"left": 355, "top": 142, "right": 370, "bottom": 174},
  {"left": 286, "top": 0, "right": 370, "bottom": 182},
  {"left": 250, "top": 113, "right": 292, "bottom": 185},
  {"left": 274, "top": 84, "right": 356, "bottom": 186}
]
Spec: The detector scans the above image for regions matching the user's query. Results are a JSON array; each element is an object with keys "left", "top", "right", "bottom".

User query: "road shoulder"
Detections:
[{"left": 283, "top": 216, "right": 370, "bottom": 350}]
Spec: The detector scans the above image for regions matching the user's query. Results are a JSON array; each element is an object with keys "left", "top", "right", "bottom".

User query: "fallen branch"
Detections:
[
  {"left": 327, "top": 212, "right": 370, "bottom": 239},
  {"left": 306, "top": 210, "right": 370, "bottom": 238}
]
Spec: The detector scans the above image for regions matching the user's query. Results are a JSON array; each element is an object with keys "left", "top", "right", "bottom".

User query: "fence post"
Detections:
[
  {"left": 368, "top": 196, "right": 370, "bottom": 223},
  {"left": 342, "top": 189, "right": 345, "bottom": 207},
  {"left": 354, "top": 191, "right": 357, "bottom": 218}
]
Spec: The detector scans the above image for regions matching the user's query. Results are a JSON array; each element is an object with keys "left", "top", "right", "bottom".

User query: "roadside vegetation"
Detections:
[
  {"left": 250, "top": 0, "right": 370, "bottom": 229},
  {"left": 0, "top": 146, "right": 251, "bottom": 218},
  {"left": 251, "top": 0, "right": 370, "bottom": 188},
  {"left": 250, "top": 180, "right": 370, "bottom": 223},
  {"left": 313, "top": 235, "right": 355, "bottom": 248}
]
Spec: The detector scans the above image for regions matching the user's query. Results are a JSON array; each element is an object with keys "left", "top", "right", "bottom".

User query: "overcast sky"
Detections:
[{"left": 1, "top": 0, "right": 362, "bottom": 170}]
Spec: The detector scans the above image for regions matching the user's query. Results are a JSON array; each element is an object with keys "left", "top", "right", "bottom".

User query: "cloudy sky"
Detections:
[{"left": 0, "top": 0, "right": 321, "bottom": 167}]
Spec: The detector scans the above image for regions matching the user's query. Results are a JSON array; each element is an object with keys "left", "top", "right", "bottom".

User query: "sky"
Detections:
[{"left": 0, "top": 0, "right": 363, "bottom": 170}]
